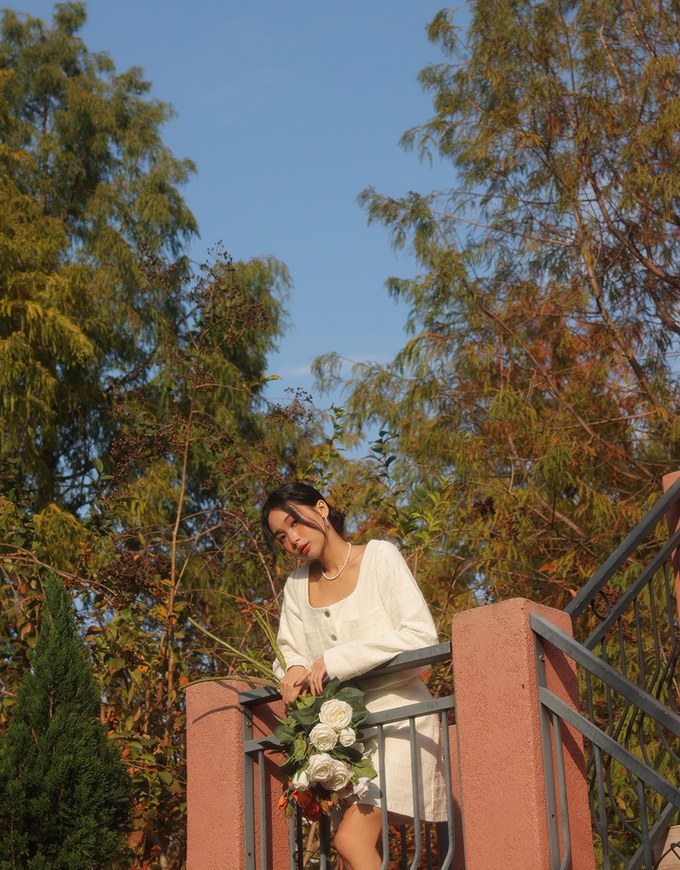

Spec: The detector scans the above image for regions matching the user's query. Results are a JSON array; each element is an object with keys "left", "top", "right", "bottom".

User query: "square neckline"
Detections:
[{"left": 304, "top": 539, "right": 375, "bottom": 610}]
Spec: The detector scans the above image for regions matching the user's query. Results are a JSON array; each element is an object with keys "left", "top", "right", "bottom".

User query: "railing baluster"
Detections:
[
  {"left": 634, "top": 597, "right": 647, "bottom": 691},
  {"left": 318, "top": 814, "right": 331, "bottom": 869},
  {"left": 636, "top": 778, "right": 652, "bottom": 869},
  {"left": 438, "top": 708, "right": 456, "bottom": 870},
  {"left": 399, "top": 825, "right": 408, "bottom": 868},
  {"left": 662, "top": 561, "right": 678, "bottom": 666},
  {"left": 377, "top": 722, "right": 390, "bottom": 870},
  {"left": 593, "top": 745, "right": 610, "bottom": 870},
  {"left": 409, "top": 717, "right": 422, "bottom": 870},
  {"left": 535, "top": 631, "right": 560, "bottom": 869},
  {"left": 618, "top": 616, "right": 627, "bottom": 679},
  {"left": 565, "top": 476, "right": 680, "bottom": 619},
  {"left": 551, "top": 713, "right": 571, "bottom": 870},
  {"left": 257, "top": 749, "right": 267, "bottom": 870},
  {"left": 647, "top": 575, "right": 662, "bottom": 695},
  {"left": 290, "top": 813, "right": 301, "bottom": 870},
  {"left": 243, "top": 705, "right": 256, "bottom": 870},
  {"left": 627, "top": 801, "right": 679, "bottom": 868}
]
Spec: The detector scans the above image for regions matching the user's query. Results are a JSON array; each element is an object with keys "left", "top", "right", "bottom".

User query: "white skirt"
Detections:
[{"left": 354, "top": 673, "right": 448, "bottom": 823}]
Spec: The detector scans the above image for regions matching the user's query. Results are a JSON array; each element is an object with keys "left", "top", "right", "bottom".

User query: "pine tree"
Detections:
[{"left": 0, "top": 574, "right": 131, "bottom": 869}]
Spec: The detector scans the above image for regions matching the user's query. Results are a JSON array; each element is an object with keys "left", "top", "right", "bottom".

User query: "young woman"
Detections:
[{"left": 262, "top": 482, "right": 447, "bottom": 870}]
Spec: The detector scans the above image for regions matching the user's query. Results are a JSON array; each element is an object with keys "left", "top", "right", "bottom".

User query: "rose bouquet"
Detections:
[{"left": 275, "top": 678, "right": 377, "bottom": 821}]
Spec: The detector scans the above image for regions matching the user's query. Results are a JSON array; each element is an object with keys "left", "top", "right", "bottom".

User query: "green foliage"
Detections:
[
  {"left": 0, "top": 242, "right": 307, "bottom": 863},
  {"left": 0, "top": 2, "right": 197, "bottom": 512},
  {"left": 315, "top": 0, "right": 680, "bottom": 614},
  {"left": 0, "top": 5, "right": 321, "bottom": 865},
  {"left": 0, "top": 574, "right": 131, "bottom": 869}
]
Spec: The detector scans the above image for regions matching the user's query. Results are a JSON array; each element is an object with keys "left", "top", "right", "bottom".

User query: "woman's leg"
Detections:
[{"left": 333, "top": 804, "right": 382, "bottom": 870}]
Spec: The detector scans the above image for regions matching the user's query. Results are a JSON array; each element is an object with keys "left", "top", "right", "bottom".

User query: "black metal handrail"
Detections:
[
  {"left": 565, "top": 476, "right": 680, "bottom": 621},
  {"left": 581, "top": 526, "right": 680, "bottom": 651},
  {"left": 532, "top": 613, "right": 680, "bottom": 870},
  {"left": 238, "top": 642, "right": 452, "bottom": 708},
  {"left": 532, "top": 616, "right": 680, "bottom": 741},
  {"left": 542, "top": 470, "right": 680, "bottom": 870}
]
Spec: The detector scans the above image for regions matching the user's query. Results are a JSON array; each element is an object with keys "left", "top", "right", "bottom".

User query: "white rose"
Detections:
[
  {"left": 291, "top": 769, "right": 309, "bottom": 789},
  {"left": 327, "top": 759, "right": 352, "bottom": 791},
  {"left": 352, "top": 776, "right": 372, "bottom": 798},
  {"left": 338, "top": 727, "right": 356, "bottom": 747},
  {"left": 306, "top": 753, "right": 335, "bottom": 786},
  {"left": 319, "top": 699, "right": 353, "bottom": 731},
  {"left": 309, "top": 722, "right": 338, "bottom": 751}
]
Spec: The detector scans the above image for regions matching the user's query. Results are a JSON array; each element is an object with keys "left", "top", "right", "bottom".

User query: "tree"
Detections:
[
  {"left": 0, "top": 1, "right": 198, "bottom": 513},
  {"left": 1, "top": 244, "right": 301, "bottom": 864},
  {"left": 0, "top": 574, "right": 131, "bottom": 868},
  {"left": 0, "top": 5, "right": 311, "bottom": 864},
  {"left": 315, "top": 0, "right": 680, "bottom": 609}
]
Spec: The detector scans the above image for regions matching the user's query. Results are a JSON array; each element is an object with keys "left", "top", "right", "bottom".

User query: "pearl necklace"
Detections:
[{"left": 321, "top": 541, "right": 352, "bottom": 581}]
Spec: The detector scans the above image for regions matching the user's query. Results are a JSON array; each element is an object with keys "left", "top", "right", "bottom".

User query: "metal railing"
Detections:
[
  {"left": 240, "top": 642, "right": 458, "bottom": 870},
  {"left": 534, "top": 476, "right": 680, "bottom": 869}
]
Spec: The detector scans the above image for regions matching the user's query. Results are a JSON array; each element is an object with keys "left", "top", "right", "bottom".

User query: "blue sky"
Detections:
[{"left": 15, "top": 1, "right": 463, "bottom": 415}]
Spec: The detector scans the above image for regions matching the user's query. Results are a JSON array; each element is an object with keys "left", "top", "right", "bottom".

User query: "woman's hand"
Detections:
[
  {"left": 308, "top": 656, "right": 327, "bottom": 696},
  {"left": 280, "top": 665, "right": 309, "bottom": 705}
]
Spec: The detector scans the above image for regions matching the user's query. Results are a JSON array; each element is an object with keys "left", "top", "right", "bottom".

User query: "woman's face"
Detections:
[{"left": 267, "top": 501, "right": 327, "bottom": 560}]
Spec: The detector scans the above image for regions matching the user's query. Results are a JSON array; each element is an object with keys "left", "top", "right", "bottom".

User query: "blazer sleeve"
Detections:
[
  {"left": 272, "top": 575, "right": 312, "bottom": 681},
  {"left": 323, "top": 541, "right": 439, "bottom": 681}
]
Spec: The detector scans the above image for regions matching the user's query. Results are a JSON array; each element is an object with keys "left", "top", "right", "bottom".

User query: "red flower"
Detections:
[
  {"left": 306, "top": 799, "right": 321, "bottom": 822},
  {"left": 292, "top": 788, "right": 313, "bottom": 809}
]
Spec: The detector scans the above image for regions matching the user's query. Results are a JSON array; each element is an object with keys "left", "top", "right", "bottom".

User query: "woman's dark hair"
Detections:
[{"left": 261, "top": 481, "right": 345, "bottom": 547}]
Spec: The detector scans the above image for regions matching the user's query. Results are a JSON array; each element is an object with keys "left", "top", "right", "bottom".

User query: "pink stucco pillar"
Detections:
[
  {"left": 186, "top": 680, "right": 288, "bottom": 870},
  {"left": 451, "top": 598, "right": 595, "bottom": 870},
  {"left": 662, "top": 471, "right": 680, "bottom": 625}
]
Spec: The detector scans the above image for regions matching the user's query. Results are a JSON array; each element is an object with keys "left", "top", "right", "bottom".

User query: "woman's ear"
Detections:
[{"left": 316, "top": 499, "right": 329, "bottom": 520}]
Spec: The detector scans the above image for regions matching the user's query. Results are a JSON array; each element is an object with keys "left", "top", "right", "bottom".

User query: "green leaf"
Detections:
[
  {"left": 291, "top": 706, "right": 319, "bottom": 727},
  {"left": 291, "top": 732, "right": 309, "bottom": 762},
  {"left": 353, "top": 758, "right": 378, "bottom": 779},
  {"left": 107, "top": 657, "right": 126, "bottom": 672}
]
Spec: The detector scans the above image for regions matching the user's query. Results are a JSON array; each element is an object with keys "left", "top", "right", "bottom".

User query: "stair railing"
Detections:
[{"left": 534, "top": 476, "right": 680, "bottom": 868}]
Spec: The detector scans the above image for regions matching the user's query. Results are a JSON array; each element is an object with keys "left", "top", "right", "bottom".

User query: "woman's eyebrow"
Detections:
[{"left": 271, "top": 515, "right": 293, "bottom": 536}]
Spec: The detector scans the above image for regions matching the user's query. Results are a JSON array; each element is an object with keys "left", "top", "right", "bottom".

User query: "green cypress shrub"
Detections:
[{"left": 0, "top": 575, "right": 131, "bottom": 869}]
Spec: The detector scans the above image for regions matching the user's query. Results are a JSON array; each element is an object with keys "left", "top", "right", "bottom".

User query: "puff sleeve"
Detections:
[
  {"left": 322, "top": 541, "right": 438, "bottom": 682},
  {"left": 272, "top": 575, "right": 312, "bottom": 681}
]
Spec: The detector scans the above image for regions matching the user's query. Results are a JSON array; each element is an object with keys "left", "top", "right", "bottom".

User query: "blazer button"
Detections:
[
  {"left": 330, "top": 634, "right": 337, "bottom": 641},
  {"left": 324, "top": 610, "right": 330, "bottom": 617}
]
